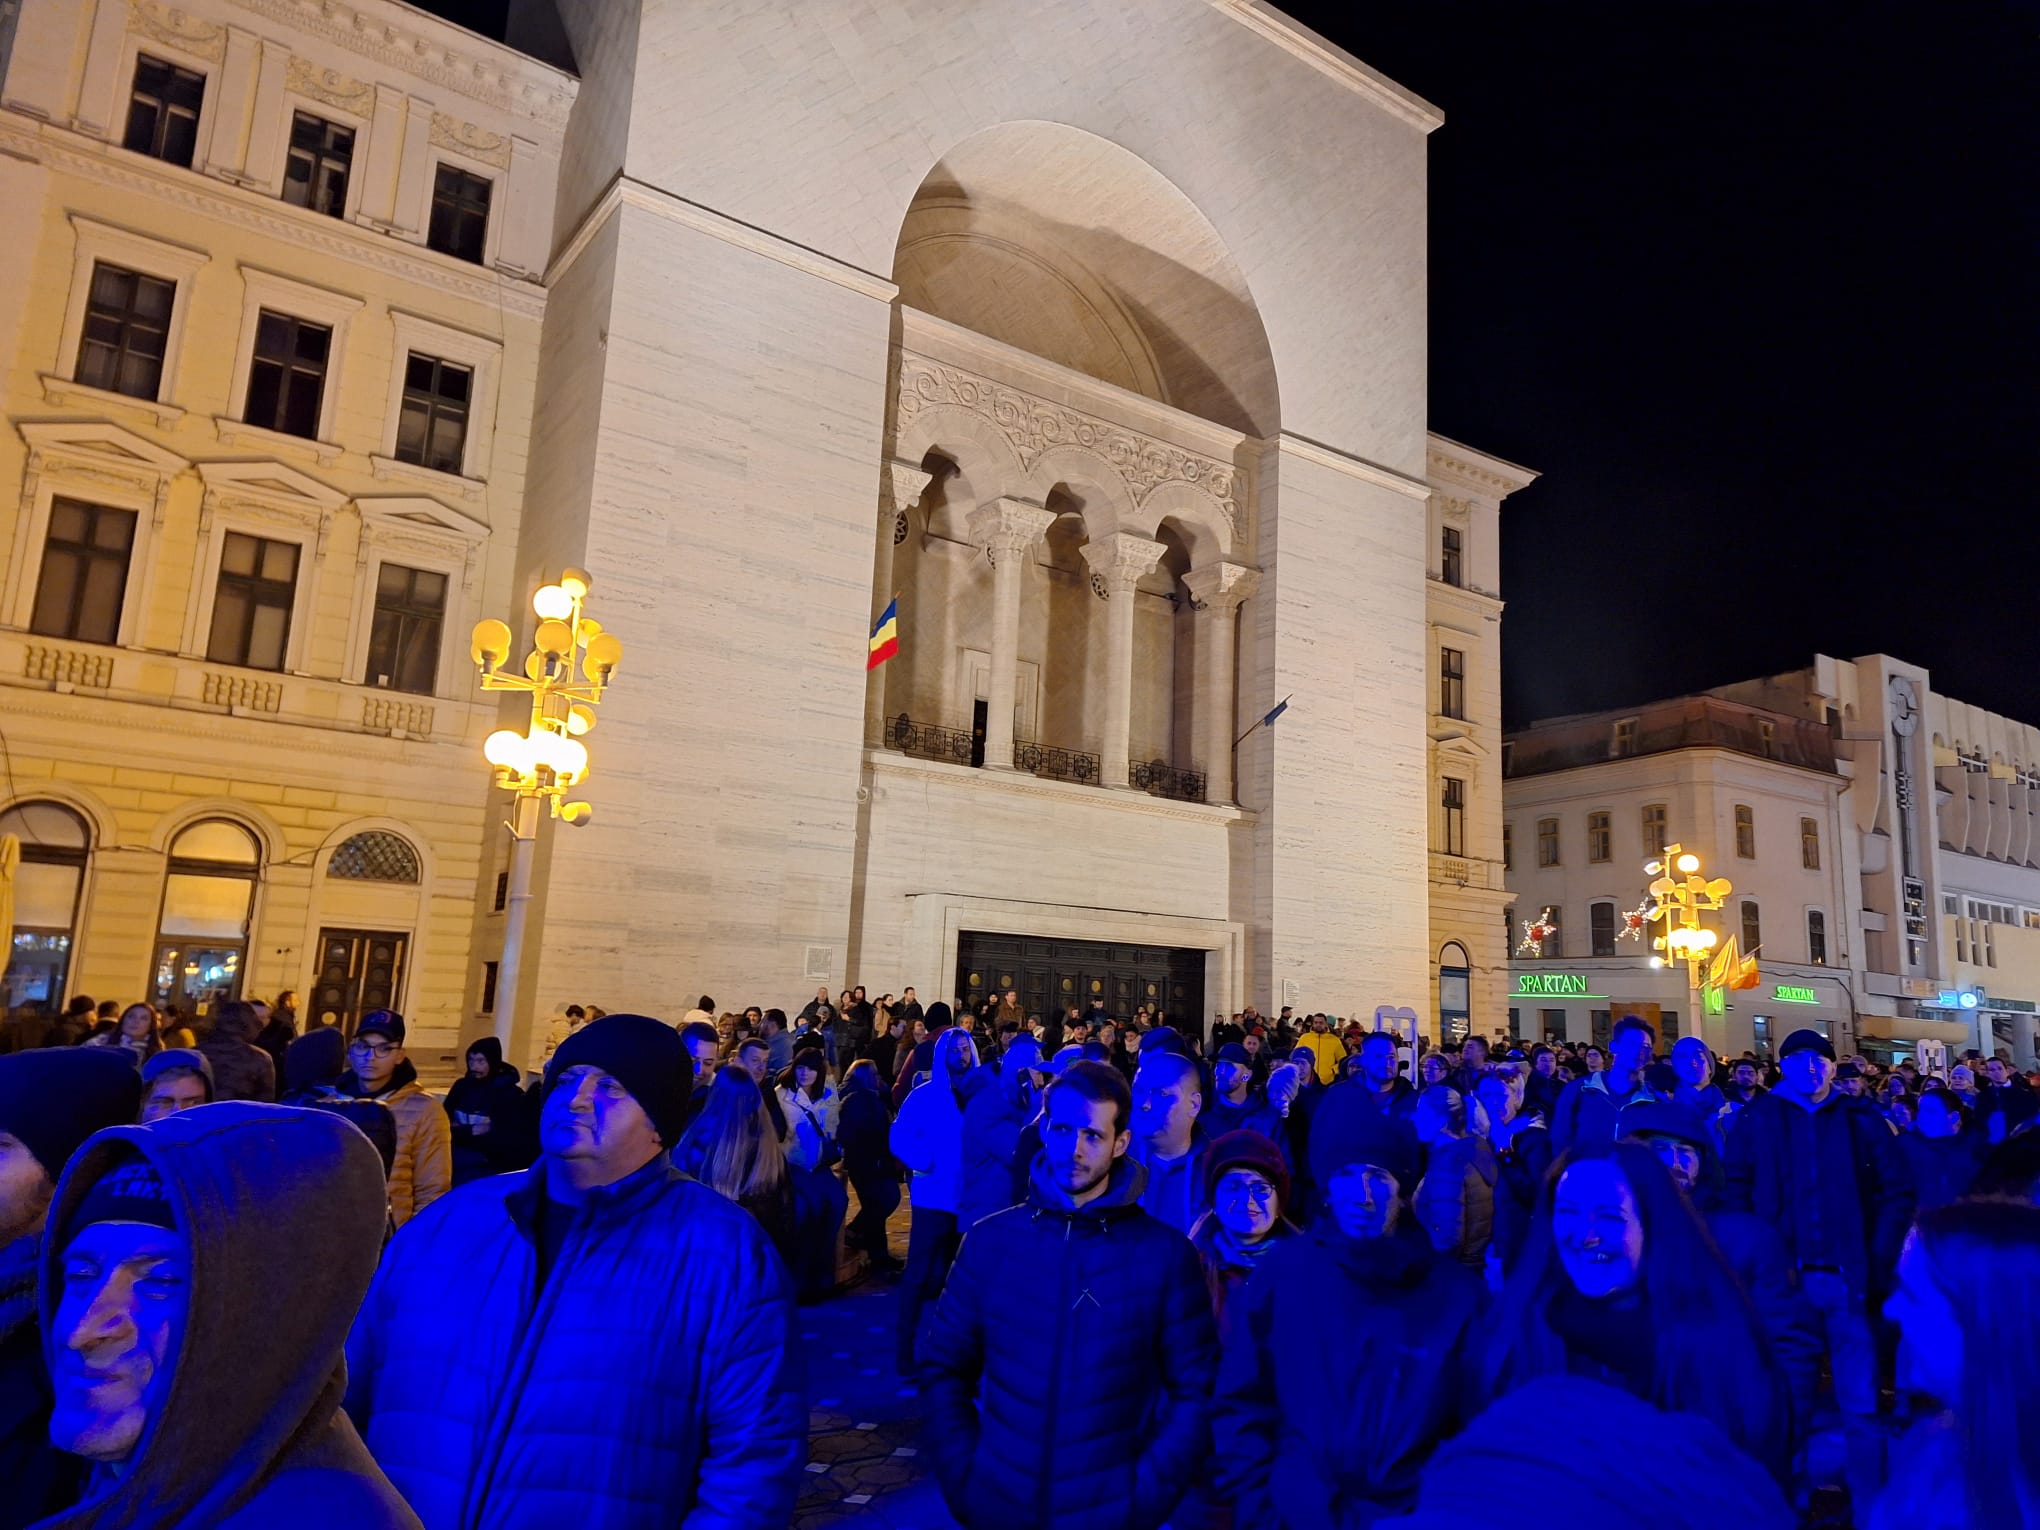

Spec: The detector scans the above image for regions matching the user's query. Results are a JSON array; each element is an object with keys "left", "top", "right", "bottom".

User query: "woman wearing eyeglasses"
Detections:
[{"left": 1189, "top": 1130, "right": 1298, "bottom": 1334}]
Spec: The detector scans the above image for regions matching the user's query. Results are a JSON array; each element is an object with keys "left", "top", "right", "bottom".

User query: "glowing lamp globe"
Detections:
[
  {"left": 1675, "top": 853, "right": 1700, "bottom": 874},
  {"left": 484, "top": 730, "right": 526, "bottom": 769},
  {"left": 532, "top": 584, "right": 574, "bottom": 621}
]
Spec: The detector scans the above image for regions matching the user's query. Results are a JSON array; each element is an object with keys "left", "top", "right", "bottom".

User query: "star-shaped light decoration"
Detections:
[
  {"left": 1617, "top": 898, "right": 1655, "bottom": 943},
  {"left": 1517, "top": 907, "right": 1559, "bottom": 958}
]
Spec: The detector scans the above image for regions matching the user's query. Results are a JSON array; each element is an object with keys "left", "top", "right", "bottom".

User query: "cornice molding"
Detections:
[
  {"left": 0, "top": 118, "right": 547, "bottom": 319},
  {"left": 1427, "top": 433, "right": 1540, "bottom": 498},
  {"left": 224, "top": 0, "right": 578, "bottom": 130},
  {"left": 546, "top": 175, "right": 899, "bottom": 304},
  {"left": 1427, "top": 581, "right": 1506, "bottom": 620},
  {"left": 1275, "top": 431, "right": 1431, "bottom": 502},
  {"left": 1203, "top": 1, "right": 1443, "bottom": 133}
]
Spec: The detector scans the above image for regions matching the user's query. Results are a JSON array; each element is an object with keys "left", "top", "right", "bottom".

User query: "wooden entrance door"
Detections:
[
  {"left": 955, "top": 931, "right": 1206, "bottom": 1031},
  {"left": 313, "top": 928, "right": 409, "bottom": 1035}
]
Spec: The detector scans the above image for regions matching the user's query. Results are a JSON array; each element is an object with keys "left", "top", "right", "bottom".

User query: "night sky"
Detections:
[{"left": 424, "top": 1, "right": 2038, "bottom": 728}]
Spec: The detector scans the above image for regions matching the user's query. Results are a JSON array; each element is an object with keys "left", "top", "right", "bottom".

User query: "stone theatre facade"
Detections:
[{"left": 0, "top": 0, "right": 1530, "bottom": 1065}]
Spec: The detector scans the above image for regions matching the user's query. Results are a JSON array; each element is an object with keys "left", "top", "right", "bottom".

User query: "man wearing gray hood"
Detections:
[{"left": 30, "top": 1102, "right": 415, "bottom": 1527}]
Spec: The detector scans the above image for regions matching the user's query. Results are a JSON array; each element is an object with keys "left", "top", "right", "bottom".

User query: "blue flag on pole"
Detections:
[{"left": 1260, "top": 697, "right": 1290, "bottom": 728}]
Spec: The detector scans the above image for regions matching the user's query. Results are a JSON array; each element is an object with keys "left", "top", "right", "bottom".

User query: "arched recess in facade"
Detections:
[{"left": 869, "top": 121, "right": 1278, "bottom": 801}]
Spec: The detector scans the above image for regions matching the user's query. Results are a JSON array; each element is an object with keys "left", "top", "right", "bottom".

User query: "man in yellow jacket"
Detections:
[
  {"left": 342, "top": 1009, "right": 452, "bottom": 1226},
  {"left": 1296, "top": 1013, "right": 1345, "bottom": 1086}
]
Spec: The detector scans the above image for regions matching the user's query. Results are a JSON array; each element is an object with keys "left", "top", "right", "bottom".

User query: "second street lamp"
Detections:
[{"left": 472, "top": 568, "right": 625, "bottom": 1061}]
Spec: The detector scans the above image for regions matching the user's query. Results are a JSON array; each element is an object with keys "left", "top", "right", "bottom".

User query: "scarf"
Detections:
[{"left": 1210, "top": 1221, "right": 1283, "bottom": 1277}]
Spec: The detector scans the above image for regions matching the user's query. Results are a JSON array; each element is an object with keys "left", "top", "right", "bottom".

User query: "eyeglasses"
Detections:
[
  {"left": 1217, "top": 1176, "right": 1276, "bottom": 1206},
  {"left": 349, "top": 1040, "right": 398, "bottom": 1059}
]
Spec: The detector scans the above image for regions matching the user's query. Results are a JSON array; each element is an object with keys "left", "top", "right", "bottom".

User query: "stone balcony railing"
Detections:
[
  {"left": 4, "top": 630, "right": 484, "bottom": 744},
  {"left": 885, "top": 714, "right": 1210, "bottom": 801}
]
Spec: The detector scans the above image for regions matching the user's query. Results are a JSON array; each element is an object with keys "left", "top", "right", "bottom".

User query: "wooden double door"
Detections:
[{"left": 955, "top": 931, "right": 1206, "bottom": 1027}]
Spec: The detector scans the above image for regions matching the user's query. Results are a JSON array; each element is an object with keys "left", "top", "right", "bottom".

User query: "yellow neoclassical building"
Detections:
[{"left": 0, "top": 0, "right": 572, "bottom": 1062}]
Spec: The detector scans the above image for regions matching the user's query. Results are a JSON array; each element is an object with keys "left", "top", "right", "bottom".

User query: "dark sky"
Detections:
[{"left": 426, "top": 1, "right": 2038, "bottom": 727}]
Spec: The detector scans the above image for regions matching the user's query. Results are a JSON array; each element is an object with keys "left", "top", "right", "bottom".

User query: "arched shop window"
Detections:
[
  {"left": 151, "top": 819, "right": 260, "bottom": 1018},
  {"left": 1438, "top": 941, "right": 1471, "bottom": 1042},
  {"left": 1, "top": 801, "right": 91, "bottom": 1016}
]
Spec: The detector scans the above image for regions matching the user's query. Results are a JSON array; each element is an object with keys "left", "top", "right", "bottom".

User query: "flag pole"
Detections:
[{"left": 1234, "top": 694, "right": 1293, "bottom": 750}]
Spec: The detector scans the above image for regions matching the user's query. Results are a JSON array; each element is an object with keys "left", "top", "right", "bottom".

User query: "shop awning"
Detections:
[{"left": 1858, "top": 1014, "right": 1970, "bottom": 1044}]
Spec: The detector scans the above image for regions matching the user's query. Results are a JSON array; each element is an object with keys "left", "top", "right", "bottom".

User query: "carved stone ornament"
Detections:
[
  {"left": 1090, "top": 573, "right": 1109, "bottom": 601},
  {"left": 286, "top": 56, "right": 374, "bottom": 115},
  {"left": 893, "top": 511, "right": 909, "bottom": 545},
  {"left": 1439, "top": 495, "right": 1473, "bottom": 525},
  {"left": 430, "top": 111, "right": 512, "bottom": 170},
  {"left": 896, "top": 355, "right": 1242, "bottom": 540},
  {"left": 130, "top": 0, "right": 227, "bottom": 63}
]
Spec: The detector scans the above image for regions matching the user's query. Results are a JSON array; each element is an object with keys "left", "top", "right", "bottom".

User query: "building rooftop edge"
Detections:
[{"left": 1207, "top": 1, "right": 1445, "bottom": 132}]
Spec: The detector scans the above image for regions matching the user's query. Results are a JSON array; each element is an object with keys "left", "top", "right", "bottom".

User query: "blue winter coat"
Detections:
[
  {"left": 1213, "top": 1222, "right": 1484, "bottom": 1529},
  {"left": 345, "top": 1154, "right": 805, "bottom": 1529},
  {"left": 921, "top": 1155, "right": 1219, "bottom": 1530}
]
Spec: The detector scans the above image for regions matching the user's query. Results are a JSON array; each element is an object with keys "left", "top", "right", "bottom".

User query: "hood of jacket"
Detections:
[
  {"left": 1024, "top": 1151, "right": 1150, "bottom": 1223},
  {"left": 0, "top": 1230, "right": 36, "bottom": 1354},
  {"left": 209, "top": 1006, "right": 263, "bottom": 1045},
  {"left": 1309, "top": 1216, "right": 1440, "bottom": 1291},
  {"left": 35, "top": 1103, "right": 388, "bottom": 1528}
]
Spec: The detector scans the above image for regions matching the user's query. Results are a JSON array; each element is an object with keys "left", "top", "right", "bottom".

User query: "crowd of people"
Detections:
[{"left": 0, "top": 982, "right": 2035, "bottom": 1528}]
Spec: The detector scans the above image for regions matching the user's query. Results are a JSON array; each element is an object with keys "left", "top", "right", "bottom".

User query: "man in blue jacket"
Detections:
[
  {"left": 346, "top": 1014, "right": 804, "bottom": 1529},
  {"left": 922, "top": 1061, "right": 1218, "bottom": 1530},
  {"left": 1550, "top": 1014, "right": 1657, "bottom": 1151}
]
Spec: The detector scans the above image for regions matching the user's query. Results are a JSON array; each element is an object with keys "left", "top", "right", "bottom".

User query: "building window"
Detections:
[
  {"left": 123, "top": 54, "right": 205, "bottom": 167},
  {"left": 1801, "top": 816, "right": 1821, "bottom": 870},
  {"left": 493, "top": 870, "right": 508, "bottom": 912},
  {"left": 243, "top": 311, "right": 331, "bottom": 439},
  {"left": 151, "top": 818, "right": 260, "bottom": 1017},
  {"left": 1543, "top": 907, "right": 1563, "bottom": 959},
  {"left": 75, "top": 263, "right": 174, "bottom": 401},
  {"left": 394, "top": 355, "right": 472, "bottom": 474},
  {"left": 1735, "top": 803, "right": 1756, "bottom": 859},
  {"left": 1440, "top": 777, "right": 1466, "bottom": 857},
  {"left": 427, "top": 164, "right": 492, "bottom": 264},
  {"left": 1438, "top": 646, "right": 1466, "bottom": 720},
  {"left": 281, "top": 110, "right": 354, "bottom": 218},
  {"left": 1759, "top": 719, "right": 1777, "bottom": 758},
  {"left": 1502, "top": 823, "right": 1512, "bottom": 872},
  {"left": 1587, "top": 810, "right": 1611, "bottom": 864},
  {"left": 1537, "top": 817, "right": 1560, "bottom": 867},
  {"left": 365, "top": 563, "right": 447, "bottom": 695},
  {"left": 1642, "top": 803, "right": 1668, "bottom": 857},
  {"left": 206, "top": 531, "right": 299, "bottom": 671},
  {"left": 0, "top": 801, "right": 91, "bottom": 1016},
  {"left": 1590, "top": 900, "right": 1617, "bottom": 957},
  {"left": 1807, "top": 909, "right": 1827, "bottom": 965},
  {"left": 326, "top": 830, "right": 421, "bottom": 884},
  {"left": 1612, "top": 718, "right": 1637, "bottom": 757},
  {"left": 30, "top": 498, "right": 136, "bottom": 645},
  {"left": 1741, "top": 899, "right": 1762, "bottom": 955},
  {"left": 1440, "top": 526, "right": 1463, "bottom": 587},
  {"left": 481, "top": 960, "right": 499, "bottom": 1013}
]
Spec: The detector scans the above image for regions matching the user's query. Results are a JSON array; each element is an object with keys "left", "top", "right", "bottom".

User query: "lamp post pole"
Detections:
[{"left": 469, "top": 568, "right": 625, "bottom": 1068}]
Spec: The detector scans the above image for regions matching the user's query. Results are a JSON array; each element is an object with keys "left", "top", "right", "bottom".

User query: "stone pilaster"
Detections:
[
  {"left": 1182, "top": 560, "right": 1260, "bottom": 804},
  {"left": 965, "top": 498, "right": 1055, "bottom": 770},
  {"left": 1082, "top": 533, "right": 1168, "bottom": 788}
]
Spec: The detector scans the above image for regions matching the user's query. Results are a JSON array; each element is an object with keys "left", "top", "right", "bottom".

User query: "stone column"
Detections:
[
  {"left": 965, "top": 498, "right": 1054, "bottom": 770},
  {"left": 1182, "top": 561, "right": 1260, "bottom": 804},
  {"left": 864, "top": 457, "right": 934, "bottom": 748},
  {"left": 1082, "top": 533, "right": 1168, "bottom": 789}
]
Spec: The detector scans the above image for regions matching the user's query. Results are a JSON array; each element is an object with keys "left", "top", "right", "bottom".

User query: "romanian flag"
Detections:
[{"left": 867, "top": 597, "right": 899, "bottom": 671}]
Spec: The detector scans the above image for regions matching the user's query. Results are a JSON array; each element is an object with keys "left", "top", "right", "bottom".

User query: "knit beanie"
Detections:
[
  {"left": 284, "top": 1028, "right": 347, "bottom": 1094},
  {"left": 0, "top": 1048, "right": 143, "bottom": 1182},
  {"left": 1779, "top": 1028, "right": 1835, "bottom": 1062},
  {"left": 1308, "top": 1103, "right": 1422, "bottom": 1198},
  {"left": 66, "top": 1150, "right": 177, "bottom": 1236},
  {"left": 924, "top": 1002, "right": 953, "bottom": 1032},
  {"left": 1377, "top": 1375, "right": 1793, "bottom": 1530},
  {"left": 141, "top": 1048, "right": 214, "bottom": 1100},
  {"left": 543, "top": 1012, "right": 692, "bottom": 1146},
  {"left": 1204, "top": 1128, "right": 1291, "bottom": 1215}
]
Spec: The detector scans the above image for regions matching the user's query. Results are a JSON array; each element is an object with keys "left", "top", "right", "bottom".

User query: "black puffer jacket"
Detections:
[{"left": 921, "top": 1155, "right": 1217, "bottom": 1530}]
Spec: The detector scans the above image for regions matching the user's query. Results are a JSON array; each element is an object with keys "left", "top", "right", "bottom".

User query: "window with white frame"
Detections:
[
  {"left": 185, "top": 461, "right": 344, "bottom": 674},
  {"left": 374, "top": 312, "right": 502, "bottom": 486},
  {"left": 1537, "top": 817, "right": 1560, "bottom": 867},
  {"left": 428, "top": 164, "right": 493, "bottom": 264},
  {"left": 220, "top": 268, "right": 363, "bottom": 457},
  {"left": 6, "top": 423, "right": 183, "bottom": 650},
  {"left": 206, "top": 531, "right": 300, "bottom": 671},
  {"left": 1440, "top": 776, "right": 1466, "bottom": 857},
  {"left": 1735, "top": 803, "right": 1756, "bottom": 859},
  {"left": 50, "top": 217, "right": 208, "bottom": 419},
  {"left": 1439, "top": 645, "right": 1466, "bottom": 720},
  {"left": 1587, "top": 810, "right": 1611, "bottom": 864},
  {"left": 365, "top": 563, "right": 447, "bottom": 695},
  {"left": 124, "top": 54, "right": 205, "bottom": 167},
  {"left": 281, "top": 111, "right": 355, "bottom": 219},
  {"left": 345, "top": 498, "right": 488, "bottom": 698},
  {"left": 30, "top": 499, "right": 136, "bottom": 645}
]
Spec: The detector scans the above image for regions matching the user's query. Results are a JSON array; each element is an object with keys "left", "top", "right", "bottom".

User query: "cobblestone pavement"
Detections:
[{"left": 794, "top": 1189, "right": 960, "bottom": 1530}]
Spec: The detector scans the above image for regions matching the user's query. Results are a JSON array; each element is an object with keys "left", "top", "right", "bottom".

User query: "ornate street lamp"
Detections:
[
  {"left": 1644, "top": 843, "right": 1733, "bottom": 1049},
  {"left": 470, "top": 569, "right": 624, "bottom": 1056}
]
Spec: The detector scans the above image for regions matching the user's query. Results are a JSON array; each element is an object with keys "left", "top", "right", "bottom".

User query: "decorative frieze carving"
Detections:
[
  {"left": 1181, "top": 561, "right": 1261, "bottom": 614},
  {"left": 430, "top": 111, "right": 512, "bottom": 170},
  {"left": 1438, "top": 495, "right": 1473, "bottom": 525},
  {"left": 896, "top": 354, "right": 1243, "bottom": 540},
  {"left": 286, "top": 56, "right": 374, "bottom": 115},
  {"left": 130, "top": 0, "right": 227, "bottom": 63}
]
